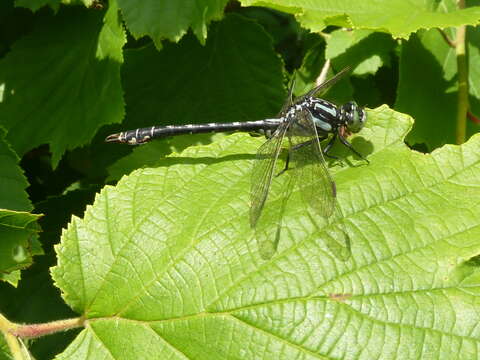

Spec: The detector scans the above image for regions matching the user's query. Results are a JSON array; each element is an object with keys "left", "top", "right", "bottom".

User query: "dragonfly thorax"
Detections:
[
  {"left": 284, "top": 98, "right": 341, "bottom": 135},
  {"left": 297, "top": 98, "right": 366, "bottom": 135}
]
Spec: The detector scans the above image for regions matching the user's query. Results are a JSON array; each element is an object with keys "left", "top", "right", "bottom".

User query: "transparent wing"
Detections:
[
  {"left": 279, "top": 66, "right": 350, "bottom": 117},
  {"left": 277, "top": 74, "right": 296, "bottom": 117},
  {"left": 288, "top": 108, "right": 351, "bottom": 259},
  {"left": 254, "top": 169, "right": 296, "bottom": 260},
  {"left": 288, "top": 108, "right": 336, "bottom": 216},
  {"left": 250, "top": 121, "right": 289, "bottom": 228},
  {"left": 250, "top": 121, "right": 293, "bottom": 259},
  {"left": 298, "top": 66, "right": 351, "bottom": 102},
  {"left": 250, "top": 66, "right": 353, "bottom": 260}
]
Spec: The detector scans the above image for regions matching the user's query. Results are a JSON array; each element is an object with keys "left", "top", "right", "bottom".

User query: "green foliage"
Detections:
[
  {"left": 0, "top": 0, "right": 479, "bottom": 358},
  {"left": 118, "top": 0, "right": 229, "bottom": 48},
  {"left": 326, "top": 29, "right": 396, "bottom": 75},
  {"left": 0, "top": 1, "right": 125, "bottom": 166},
  {"left": 0, "top": 210, "right": 42, "bottom": 286},
  {"left": 0, "top": 127, "right": 31, "bottom": 211},
  {"left": 397, "top": 26, "right": 480, "bottom": 149},
  {"left": 121, "top": 13, "right": 284, "bottom": 135},
  {"left": 15, "top": 0, "right": 61, "bottom": 12},
  {"left": 52, "top": 107, "right": 480, "bottom": 359},
  {"left": 241, "top": 0, "right": 480, "bottom": 38}
]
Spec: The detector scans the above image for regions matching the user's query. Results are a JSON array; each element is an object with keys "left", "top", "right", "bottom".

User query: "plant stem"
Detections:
[
  {"left": 1, "top": 313, "right": 84, "bottom": 358},
  {"left": 316, "top": 59, "right": 330, "bottom": 87},
  {"left": 10, "top": 317, "right": 84, "bottom": 339},
  {"left": 456, "top": 0, "right": 468, "bottom": 144}
]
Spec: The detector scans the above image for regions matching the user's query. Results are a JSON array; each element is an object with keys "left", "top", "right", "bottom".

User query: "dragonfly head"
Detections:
[{"left": 341, "top": 101, "right": 366, "bottom": 133}]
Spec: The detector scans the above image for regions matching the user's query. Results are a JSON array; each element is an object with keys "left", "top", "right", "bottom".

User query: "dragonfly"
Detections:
[{"left": 105, "top": 67, "right": 368, "bottom": 259}]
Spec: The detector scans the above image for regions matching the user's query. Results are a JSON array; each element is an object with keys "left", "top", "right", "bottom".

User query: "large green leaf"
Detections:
[
  {"left": 117, "top": 0, "right": 229, "bottom": 48},
  {"left": 241, "top": 0, "right": 480, "bottom": 39},
  {"left": 0, "top": 2, "right": 125, "bottom": 167},
  {"left": 0, "top": 127, "right": 31, "bottom": 212},
  {"left": 396, "top": 27, "right": 480, "bottom": 149},
  {"left": 52, "top": 106, "right": 480, "bottom": 359}
]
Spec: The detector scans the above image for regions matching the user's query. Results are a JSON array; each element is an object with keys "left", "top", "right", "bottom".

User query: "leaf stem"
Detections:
[
  {"left": 436, "top": 28, "right": 456, "bottom": 48},
  {"left": 9, "top": 317, "right": 84, "bottom": 339},
  {"left": 455, "top": 0, "right": 468, "bottom": 144},
  {"left": 1, "top": 312, "right": 85, "bottom": 357}
]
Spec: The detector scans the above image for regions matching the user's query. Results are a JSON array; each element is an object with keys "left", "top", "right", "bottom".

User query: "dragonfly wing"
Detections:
[
  {"left": 288, "top": 108, "right": 351, "bottom": 260},
  {"left": 288, "top": 108, "right": 336, "bottom": 217},
  {"left": 250, "top": 121, "right": 289, "bottom": 228},
  {"left": 250, "top": 120, "right": 298, "bottom": 259},
  {"left": 299, "top": 66, "right": 351, "bottom": 102},
  {"left": 277, "top": 74, "right": 296, "bottom": 117},
  {"left": 257, "top": 169, "right": 296, "bottom": 260}
]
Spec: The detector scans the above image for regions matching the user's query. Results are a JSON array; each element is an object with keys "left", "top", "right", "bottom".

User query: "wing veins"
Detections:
[{"left": 250, "top": 121, "right": 290, "bottom": 228}]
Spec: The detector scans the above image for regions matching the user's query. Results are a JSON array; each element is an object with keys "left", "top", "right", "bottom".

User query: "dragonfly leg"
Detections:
[
  {"left": 277, "top": 136, "right": 330, "bottom": 176},
  {"left": 338, "top": 133, "right": 369, "bottom": 163},
  {"left": 322, "top": 133, "right": 339, "bottom": 160},
  {"left": 276, "top": 151, "right": 292, "bottom": 177}
]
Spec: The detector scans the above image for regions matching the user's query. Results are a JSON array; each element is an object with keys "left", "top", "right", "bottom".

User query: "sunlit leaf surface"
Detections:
[
  {"left": 52, "top": 106, "right": 480, "bottom": 359},
  {"left": 240, "top": 0, "right": 480, "bottom": 39}
]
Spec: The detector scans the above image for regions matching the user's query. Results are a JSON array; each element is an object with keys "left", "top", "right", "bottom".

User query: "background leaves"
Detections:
[
  {"left": 240, "top": 0, "right": 480, "bottom": 38},
  {"left": 0, "top": 127, "right": 31, "bottom": 212},
  {"left": 121, "top": 13, "right": 284, "bottom": 138},
  {"left": 0, "top": 1, "right": 125, "bottom": 166},
  {"left": 118, "top": 0, "right": 229, "bottom": 48},
  {"left": 0, "top": 0, "right": 479, "bottom": 358}
]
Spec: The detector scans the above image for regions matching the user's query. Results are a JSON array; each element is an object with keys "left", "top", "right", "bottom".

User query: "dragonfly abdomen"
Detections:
[{"left": 105, "top": 119, "right": 281, "bottom": 145}]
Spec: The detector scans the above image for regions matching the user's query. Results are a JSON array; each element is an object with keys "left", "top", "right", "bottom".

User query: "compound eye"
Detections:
[{"left": 346, "top": 102, "right": 366, "bottom": 133}]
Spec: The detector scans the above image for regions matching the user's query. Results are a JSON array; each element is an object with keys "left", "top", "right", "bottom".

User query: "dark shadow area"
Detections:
[
  {"left": 158, "top": 152, "right": 257, "bottom": 167},
  {"left": 0, "top": 0, "right": 36, "bottom": 58},
  {"left": 237, "top": 6, "right": 313, "bottom": 72},
  {"left": 21, "top": 145, "right": 84, "bottom": 204},
  {"left": 350, "top": 136, "right": 374, "bottom": 158},
  {"left": 150, "top": 133, "right": 373, "bottom": 170},
  {"left": 463, "top": 254, "right": 480, "bottom": 268},
  {"left": 324, "top": 135, "right": 374, "bottom": 168}
]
